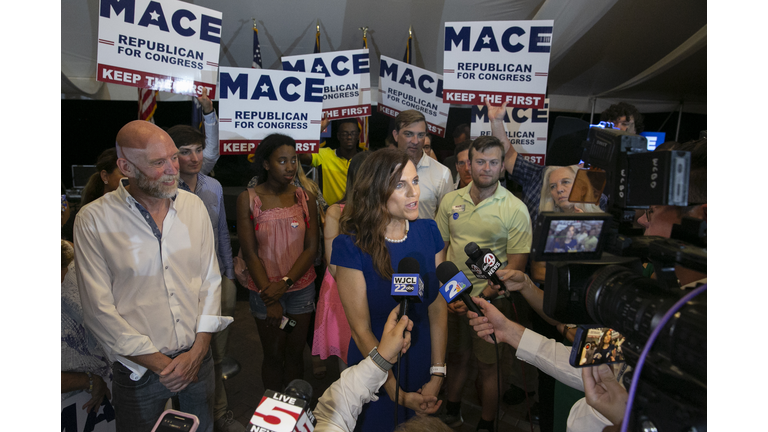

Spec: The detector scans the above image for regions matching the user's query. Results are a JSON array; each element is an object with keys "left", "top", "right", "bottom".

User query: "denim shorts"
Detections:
[{"left": 249, "top": 285, "right": 315, "bottom": 320}]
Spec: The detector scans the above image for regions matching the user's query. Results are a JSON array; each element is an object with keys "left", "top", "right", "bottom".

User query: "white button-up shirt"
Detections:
[
  {"left": 415, "top": 152, "right": 453, "bottom": 220},
  {"left": 74, "top": 180, "right": 233, "bottom": 379}
]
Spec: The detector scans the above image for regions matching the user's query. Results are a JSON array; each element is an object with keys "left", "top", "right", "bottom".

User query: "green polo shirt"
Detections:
[{"left": 436, "top": 182, "right": 532, "bottom": 296}]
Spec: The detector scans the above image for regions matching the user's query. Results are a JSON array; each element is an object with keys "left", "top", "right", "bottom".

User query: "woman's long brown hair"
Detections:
[{"left": 339, "top": 149, "right": 409, "bottom": 280}]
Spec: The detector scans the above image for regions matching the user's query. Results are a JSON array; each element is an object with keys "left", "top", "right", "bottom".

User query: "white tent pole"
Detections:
[{"left": 675, "top": 102, "right": 684, "bottom": 142}]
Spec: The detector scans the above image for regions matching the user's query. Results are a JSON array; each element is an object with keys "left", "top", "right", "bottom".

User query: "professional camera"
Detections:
[
  {"left": 530, "top": 212, "right": 706, "bottom": 432},
  {"left": 528, "top": 124, "right": 706, "bottom": 431}
]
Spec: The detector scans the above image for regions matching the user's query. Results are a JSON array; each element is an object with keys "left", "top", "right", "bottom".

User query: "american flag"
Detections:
[
  {"left": 138, "top": 88, "right": 157, "bottom": 123},
  {"left": 358, "top": 27, "right": 370, "bottom": 150},
  {"left": 403, "top": 26, "right": 412, "bottom": 64},
  {"left": 253, "top": 22, "right": 262, "bottom": 68}
]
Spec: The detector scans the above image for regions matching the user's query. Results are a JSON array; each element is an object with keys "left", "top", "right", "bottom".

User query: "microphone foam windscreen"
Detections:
[
  {"left": 464, "top": 242, "right": 481, "bottom": 259},
  {"left": 436, "top": 261, "right": 460, "bottom": 285},
  {"left": 283, "top": 379, "right": 313, "bottom": 402},
  {"left": 398, "top": 256, "right": 420, "bottom": 274}
]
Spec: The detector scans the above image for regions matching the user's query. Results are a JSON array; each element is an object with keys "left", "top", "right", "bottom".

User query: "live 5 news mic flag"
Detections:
[
  {"left": 217, "top": 67, "right": 325, "bottom": 155},
  {"left": 97, "top": 0, "right": 221, "bottom": 97},
  {"left": 442, "top": 20, "right": 553, "bottom": 108},
  {"left": 250, "top": 380, "right": 316, "bottom": 432}
]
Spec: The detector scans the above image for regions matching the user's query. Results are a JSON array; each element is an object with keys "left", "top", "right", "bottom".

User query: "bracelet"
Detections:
[
  {"left": 368, "top": 347, "right": 394, "bottom": 372},
  {"left": 85, "top": 372, "right": 93, "bottom": 394}
]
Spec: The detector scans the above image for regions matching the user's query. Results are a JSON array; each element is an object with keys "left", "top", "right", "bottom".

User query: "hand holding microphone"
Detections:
[
  {"left": 379, "top": 305, "right": 414, "bottom": 363},
  {"left": 437, "top": 261, "right": 495, "bottom": 343}
]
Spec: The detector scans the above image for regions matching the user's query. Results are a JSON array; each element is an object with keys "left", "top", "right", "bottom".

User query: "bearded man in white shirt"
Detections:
[{"left": 74, "top": 120, "right": 233, "bottom": 432}]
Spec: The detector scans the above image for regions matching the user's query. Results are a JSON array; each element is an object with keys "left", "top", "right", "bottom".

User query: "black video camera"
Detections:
[{"left": 532, "top": 124, "right": 707, "bottom": 431}]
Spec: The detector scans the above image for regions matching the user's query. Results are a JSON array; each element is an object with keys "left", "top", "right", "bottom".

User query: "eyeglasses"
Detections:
[
  {"left": 644, "top": 207, "right": 655, "bottom": 223},
  {"left": 338, "top": 132, "right": 357, "bottom": 138}
]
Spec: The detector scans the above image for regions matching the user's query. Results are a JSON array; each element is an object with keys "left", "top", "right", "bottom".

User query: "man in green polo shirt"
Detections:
[
  {"left": 299, "top": 119, "right": 363, "bottom": 205},
  {"left": 436, "top": 136, "right": 532, "bottom": 432}
]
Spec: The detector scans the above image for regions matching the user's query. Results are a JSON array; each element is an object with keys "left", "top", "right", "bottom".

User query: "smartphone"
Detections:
[
  {"left": 150, "top": 409, "right": 199, "bottom": 432},
  {"left": 569, "top": 326, "right": 625, "bottom": 368},
  {"left": 279, "top": 316, "right": 297, "bottom": 333}
]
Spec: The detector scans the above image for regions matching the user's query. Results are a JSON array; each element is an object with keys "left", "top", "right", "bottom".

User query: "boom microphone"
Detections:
[
  {"left": 250, "top": 379, "right": 316, "bottom": 432},
  {"left": 391, "top": 257, "right": 424, "bottom": 319},
  {"left": 464, "top": 242, "right": 504, "bottom": 289}
]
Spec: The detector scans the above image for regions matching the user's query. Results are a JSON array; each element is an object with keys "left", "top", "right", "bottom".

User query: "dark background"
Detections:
[{"left": 60, "top": 99, "right": 706, "bottom": 188}]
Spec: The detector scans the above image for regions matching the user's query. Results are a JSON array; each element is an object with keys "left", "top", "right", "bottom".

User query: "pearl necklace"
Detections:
[{"left": 385, "top": 220, "right": 409, "bottom": 243}]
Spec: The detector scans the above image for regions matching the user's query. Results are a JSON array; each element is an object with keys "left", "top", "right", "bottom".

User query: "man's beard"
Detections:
[{"left": 133, "top": 165, "right": 179, "bottom": 199}]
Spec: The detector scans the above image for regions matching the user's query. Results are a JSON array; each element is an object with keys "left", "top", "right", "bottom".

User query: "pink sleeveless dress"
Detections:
[
  {"left": 245, "top": 187, "right": 316, "bottom": 292},
  {"left": 312, "top": 204, "right": 351, "bottom": 363}
]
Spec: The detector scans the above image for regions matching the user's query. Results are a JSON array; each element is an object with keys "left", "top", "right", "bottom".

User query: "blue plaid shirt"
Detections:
[
  {"left": 179, "top": 174, "right": 235, "bottom": 279},
  {"left": 508, "top": 157, "right": 607, "bottom": 222}
]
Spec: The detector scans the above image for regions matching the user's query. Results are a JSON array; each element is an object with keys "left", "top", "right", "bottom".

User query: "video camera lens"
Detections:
[{"left": 585, "top": 265, "right": 706, "bottom": 383}]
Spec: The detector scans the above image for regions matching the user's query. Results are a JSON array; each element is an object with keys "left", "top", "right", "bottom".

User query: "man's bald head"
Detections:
[
  {"left": 116, "top": 120, "right": 175, "bottom": 159},
  {"left": 114, "top": 120, "right": 180, "bottom": 200}
]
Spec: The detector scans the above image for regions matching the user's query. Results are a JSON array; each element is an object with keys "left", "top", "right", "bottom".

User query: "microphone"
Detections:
[
  {"left": 391, "top": 257, "right": 424, "bottom": 319},
  {"left": 464, "top": 242, "right": 504, "bottom": 289},
  {"left": 437, "top": 261, "right": 496, "bottom": 343},
  {"left": 250, "top": 379, "right": 316, "bottom": 432}
]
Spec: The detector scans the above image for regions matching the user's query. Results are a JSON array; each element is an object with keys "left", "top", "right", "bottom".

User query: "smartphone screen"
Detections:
[
  {"left": 569, "top": 326, "right": 625, "bottom": 368},
  {"left": 153, "top": 413, "right": 196, "bottom": 432}
]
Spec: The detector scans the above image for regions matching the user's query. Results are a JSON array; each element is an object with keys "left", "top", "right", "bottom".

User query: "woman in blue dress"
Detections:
[{"left": 331, "top": 149, "right": 447, "bottom": 431}]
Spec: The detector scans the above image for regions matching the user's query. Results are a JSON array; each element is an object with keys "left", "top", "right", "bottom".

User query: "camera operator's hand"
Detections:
[
  {"left": 466, "top": 297, "right": 524, "bottom": 348},
  {"left": 582, "top": 364, "right": 628, "bottom": 426},
  {"left": 378, "top": 306, "right": 414, "bottom": 362}
]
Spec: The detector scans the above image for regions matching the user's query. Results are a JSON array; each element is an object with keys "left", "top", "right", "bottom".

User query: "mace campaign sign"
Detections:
[
  {"left": 377, "top": 56, "right": 450, "bottom": 138},
  {"left": 470, "top": 99, "right": 549, "bottom": 166},
  {"left": 443, "top": 20, "right": 553, "bottom": 109},
  {"left": 61, "top": 384, "right": 116, "bottom": 432},
  {"left": 97, "top": 0, "right": 222, "bottom": 96},
  {"left": 281, "top": 49, "right": 371, "bottom": 120},
  {"left": 217, "top": 67, "right": 325, "bottom": 155}
]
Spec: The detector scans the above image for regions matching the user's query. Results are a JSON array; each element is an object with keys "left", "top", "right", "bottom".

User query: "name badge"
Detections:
[{"left": 452, "top": 205, "right": 465, "bottom": 212}]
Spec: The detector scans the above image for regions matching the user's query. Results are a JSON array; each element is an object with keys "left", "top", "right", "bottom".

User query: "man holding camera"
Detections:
[{"left": 463, "top": 137, "right": 707, "bottom": 431}]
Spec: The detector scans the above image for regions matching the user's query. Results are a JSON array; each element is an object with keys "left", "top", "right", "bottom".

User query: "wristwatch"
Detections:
[
  {"left": 281, "top": 276, "right": 294, "bottom": 289},
  {"left": 430, "top": 364, "right": 447, "bottom": 377},
  {"left": 368, "top": 347, "right": 394, "bottom": 372}
]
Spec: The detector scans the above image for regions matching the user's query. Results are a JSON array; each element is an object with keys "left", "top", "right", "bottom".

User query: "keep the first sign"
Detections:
[{"left": 96, "top": 0, "right": 222, "bottom": 97}]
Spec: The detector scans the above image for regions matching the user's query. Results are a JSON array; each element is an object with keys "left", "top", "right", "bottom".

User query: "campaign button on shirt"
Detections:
[
  {"left": 291, "top": 220, "right": 299, "bottom": 228},
  {"left": 452, "top": 213, "right": 459, "bottom": 220}
]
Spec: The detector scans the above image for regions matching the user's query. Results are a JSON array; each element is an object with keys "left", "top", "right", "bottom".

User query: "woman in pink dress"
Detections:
[
  {"left": 312, "top": 151, "right": 370, "bottom": 366},
  {"left": 236, "top": 134, "right": 319, "bottom": 392}
]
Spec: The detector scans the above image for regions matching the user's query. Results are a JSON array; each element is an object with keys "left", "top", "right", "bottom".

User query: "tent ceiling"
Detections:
[{"left": 61, "top": 0, "right": 706, "bottom": 113}]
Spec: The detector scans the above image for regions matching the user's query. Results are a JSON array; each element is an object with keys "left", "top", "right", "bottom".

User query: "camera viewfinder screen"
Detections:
[
  {"left": 543, "top": 220, "right": 605, "bottom": 253},
  {"left": 577, "top": 328, "right": 626, "bottom": 366}
]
